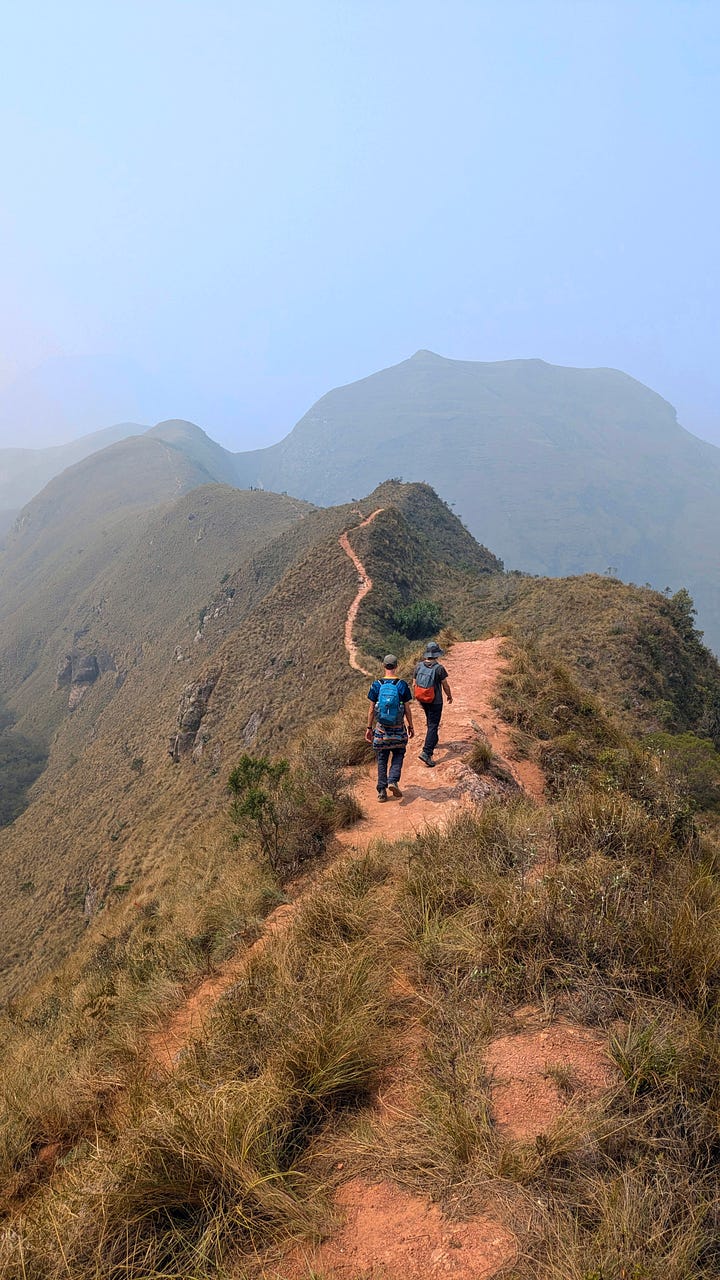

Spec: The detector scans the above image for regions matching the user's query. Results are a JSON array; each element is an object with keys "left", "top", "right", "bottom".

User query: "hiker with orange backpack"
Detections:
[
  {"left": 365, "top": 655, "right": 415, "bottom": 801},
  {"left": 413, "top": 641, "right": 453, "bottom": 767}
]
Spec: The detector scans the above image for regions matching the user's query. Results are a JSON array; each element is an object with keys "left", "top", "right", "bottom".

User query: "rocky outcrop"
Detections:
[
  {"left": 168, "top": 670, "right": 220, "bottom": 762},
  {"left": 56, "top": 655, "right": 74, "bottom": 689},
  {"left": 56, "top": 650, "right": 115, "bottom": 710},
  {"left": 242, "top": 709, "right": 263, "bottom": 748}
]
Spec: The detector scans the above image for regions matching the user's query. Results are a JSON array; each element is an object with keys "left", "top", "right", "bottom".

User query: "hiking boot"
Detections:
[
  {"left": 377, "top": 788, "right": 388, "bottom": 802},
  {"left": 419, "top": 751, "right": 436, "bottom": 768},
  {"left": 388, "top": 783, "right": 402, "bottom": 798}
]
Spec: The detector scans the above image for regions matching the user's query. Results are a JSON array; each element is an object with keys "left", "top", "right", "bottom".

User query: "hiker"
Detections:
[
  {"left": 365, "top": 654, "right": 414, "bottom": 801},
  {"left": 413, "top": 641, "right": 453, "bottom": 767}
]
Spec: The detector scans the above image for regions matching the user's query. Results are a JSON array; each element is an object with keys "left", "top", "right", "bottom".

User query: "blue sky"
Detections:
[{"left": 0, "top": 0, "right": 718, "bottom": 448}]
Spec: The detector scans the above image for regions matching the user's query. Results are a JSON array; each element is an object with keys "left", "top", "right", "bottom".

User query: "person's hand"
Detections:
[
  {"left": 407, "top": 725, "right": 415, "bottom": 738},
  {"left": 365, "top": 727, "right": 373, "bottom": 743}
]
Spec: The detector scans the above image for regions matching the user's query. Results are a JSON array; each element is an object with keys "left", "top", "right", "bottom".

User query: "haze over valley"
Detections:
[
  {"left": 1, "top": 4, "right": 719, "bottom": 1275},
  {"left": 4, "top": 350, "right": 719, "bottom": 653}
]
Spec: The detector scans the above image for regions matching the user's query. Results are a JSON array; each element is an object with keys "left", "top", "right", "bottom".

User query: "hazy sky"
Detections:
[{"left": 1, "top": 0, "right": 718, "bottom": 449}]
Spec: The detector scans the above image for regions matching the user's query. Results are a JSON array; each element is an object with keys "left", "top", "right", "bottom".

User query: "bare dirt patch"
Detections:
[
  {"left": 275, "top": 1177, "right": 515, "bottom": 1279},
  {"left": 484, "top": 1012, "right": 617, "bottom": 1141}
]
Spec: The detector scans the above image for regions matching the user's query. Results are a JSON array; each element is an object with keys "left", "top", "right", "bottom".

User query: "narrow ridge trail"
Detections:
[
  {"left": 338, "top": 636, "right": 544, "bottom": 851},
  {"left": 149, "top": 637, "right": 542, "bottom": 1070},
  {"left": 339, "top": 507, "right": 384, "bottom": 677},
  {"left": 149, "top": 510, "right": 542, "bottom": 1069}
]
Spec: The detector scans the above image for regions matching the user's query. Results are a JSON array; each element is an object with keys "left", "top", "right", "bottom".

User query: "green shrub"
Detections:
[
  {"left": 645, "top": 732, "right": 720, "bottom": 812},
  {"left": 392, "top": 599, "right": 443, "bottom": 640},
  {"left": 228, "top": 752, "right": 358, "bottom": 878}
]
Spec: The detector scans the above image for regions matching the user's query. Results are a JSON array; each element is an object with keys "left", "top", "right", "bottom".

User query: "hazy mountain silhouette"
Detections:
[
  {"left": 2, "top": 352, "right": 719, "bottom": 650},
  {"left": 0, "top": 421, "right": 146, "bottom": 513},
  {"left": 234, "top": 351, "right": 720, "bottom": 651}
]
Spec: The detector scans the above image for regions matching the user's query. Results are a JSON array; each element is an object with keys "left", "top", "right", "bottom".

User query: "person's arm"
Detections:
[
  {"left": 401, "top": 682, "right": 415, "bottom": 737},
  {"left": 404, "top": 699, "right": 415, "bottom": 738},
  {"left": 365, "top": 688, "right": 377, "bottom": 742},
  {"left": 365, "top": 702, "right": 375, "bottom": 742},
  {"left": 441, "top": 677, "right": 453, "bottom": 704}
]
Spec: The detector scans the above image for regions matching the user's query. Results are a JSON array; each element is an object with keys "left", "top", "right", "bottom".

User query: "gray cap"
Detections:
[
  {"left": 383, "top": 654, "right": 398, "bottom": 668},
  {"left": 423, "top": 642, "right": 444, "bottom": 658}
]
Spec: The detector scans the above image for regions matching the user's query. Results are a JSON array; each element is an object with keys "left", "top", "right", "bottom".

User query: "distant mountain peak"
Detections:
[
  {"left": 146, "top": 419, "right": 209, "bottom": 441},
  {"left": 409, "top": 349, "right": 444, "bottom": 362}
]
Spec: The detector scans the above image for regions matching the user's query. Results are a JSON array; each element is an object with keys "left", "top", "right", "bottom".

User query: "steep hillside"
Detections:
[
  {"left": 0, "top": 458, "right": 312, "bottom": 838},
  {"left": 0, "top": 628, "right": 718, "bottom": 1276},
  {"left": 448, "top": 571, "right": 720, "bottom": 747},
  {"left": 0, "top": 433, "right": 220, "bottom": 770},
  {"left": 0, "top": 482, "right": 496, "bottom": 997},
  {"left": 0, "top": 510, "right": 18, "bottom": 538},
  {"left": 234, "top": 351, "right": 720, "bottom": 652}
]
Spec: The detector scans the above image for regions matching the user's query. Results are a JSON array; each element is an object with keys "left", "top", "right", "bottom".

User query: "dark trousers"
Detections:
[
  {"left": 421, "top": 703, "right": 443, "bottom": 757},
  {"left": 376, "top": 746, "right": 405, "bottom": 791}
]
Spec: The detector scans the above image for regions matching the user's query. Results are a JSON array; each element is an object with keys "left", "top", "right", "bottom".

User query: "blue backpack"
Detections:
[{"left": 376, "top": 679, "right": 402, "bottom": 727}]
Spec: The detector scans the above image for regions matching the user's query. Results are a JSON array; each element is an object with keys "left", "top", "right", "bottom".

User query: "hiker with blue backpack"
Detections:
[
  {"left": 413, "top": 640, "right": 453, "bottom": 767},
  {"left": 365, "top": 655, "right": 415, "bottom": 801}
]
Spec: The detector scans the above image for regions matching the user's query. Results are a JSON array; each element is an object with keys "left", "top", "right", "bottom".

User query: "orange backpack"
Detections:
[{"left": 413, "top": 663, "right": 438, "bottom": 703}]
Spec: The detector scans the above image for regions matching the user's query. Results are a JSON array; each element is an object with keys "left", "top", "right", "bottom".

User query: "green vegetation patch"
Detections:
[{"left": 0, "top": 720, "right": 47, "bottom": 828}]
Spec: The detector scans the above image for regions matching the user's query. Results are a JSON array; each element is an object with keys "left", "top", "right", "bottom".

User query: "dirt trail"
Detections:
[
  {"left": 339, "top": 508, "right": 384, "bottom": 677},
  {"left": 338, "top": 636, "right": 544, "bottom": 851},
  {"left": 484, "top": 1007, "right": 617, "bottom": 1141},
  {"left": 150, "top": 636, "right": 542, "bottom": 1069},
  {"left": 148, "top": 902, "right": 296, "bottom": 1071}
]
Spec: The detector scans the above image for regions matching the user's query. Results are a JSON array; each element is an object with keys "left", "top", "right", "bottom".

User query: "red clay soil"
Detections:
[
  {"left": 339, "top": 508, "right": 385, "bottom": 677},
  {"left": 338, "top": 637, "right": 544, "bottom": 851},
  {"left": 484, "top": 1010, "right": 618, "bottom": 1141},
  {"left": 274, "top": 1178, "right": 515, "bottom": 1280}
]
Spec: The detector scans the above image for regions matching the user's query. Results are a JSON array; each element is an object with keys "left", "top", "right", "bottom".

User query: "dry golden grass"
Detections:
[
  {"left": 1, "top": 607, "right": 719, "bottom": 1278},
  {"left": 4, "top": 852, "right": 395, "bottom": 1278}
]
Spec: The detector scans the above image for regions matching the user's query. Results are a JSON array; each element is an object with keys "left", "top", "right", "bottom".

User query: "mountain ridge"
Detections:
[{"left": 2, "top": 351, "right": 719, "bottom": 650}]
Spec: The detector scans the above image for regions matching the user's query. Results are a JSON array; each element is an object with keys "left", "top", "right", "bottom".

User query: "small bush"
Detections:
[
  {"left": 228, "top": 752, "right": 357, "bottom": 878},
  {"left": 392, "top": 599, "right": 443, "bottom": 640},
  {"left": 645, "top": 731, "right": 720, "bottom": 812},
  {"left": 467, "top": 739, "right": 493, "bottom": 773}
]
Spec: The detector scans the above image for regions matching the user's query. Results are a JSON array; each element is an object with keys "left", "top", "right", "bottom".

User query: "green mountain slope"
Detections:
[
  {"left": 234, "top": 351, "right": 720, "bottom": 652},
  {"left": 0, "top": 434, "right": 218, "bottom": 724}
]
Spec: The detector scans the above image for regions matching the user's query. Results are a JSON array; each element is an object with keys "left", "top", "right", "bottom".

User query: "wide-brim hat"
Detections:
[{"left": 423, "top": 642, "right": 444, "bottom": 658}]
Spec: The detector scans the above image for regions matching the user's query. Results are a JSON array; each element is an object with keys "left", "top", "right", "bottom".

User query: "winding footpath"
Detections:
[
  {"left": 339, "top": 508, "right": 384, "bottom": 676},
  {"left": 150, "top": 522, "right": 543, "bottom": 1069}
]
